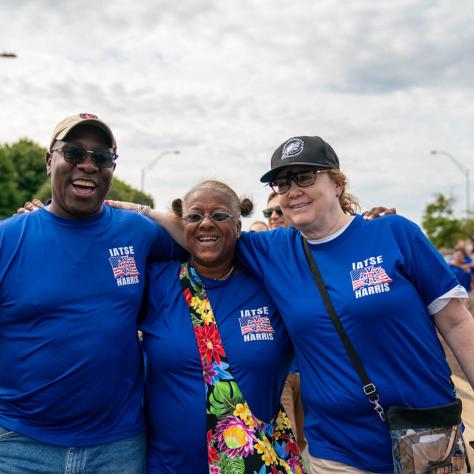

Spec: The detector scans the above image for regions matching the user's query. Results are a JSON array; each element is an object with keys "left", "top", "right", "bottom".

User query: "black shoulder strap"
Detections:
[{"left": 301, "top": 235, "right": 386, "bottom": 422}]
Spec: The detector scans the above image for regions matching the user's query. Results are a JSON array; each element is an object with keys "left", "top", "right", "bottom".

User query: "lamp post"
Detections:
[
  {"left": 140, "top": 150, "right": 180, "bottom": 192},
  {"left": 430, "top": 150, "right": 471, "bottom": 217}
]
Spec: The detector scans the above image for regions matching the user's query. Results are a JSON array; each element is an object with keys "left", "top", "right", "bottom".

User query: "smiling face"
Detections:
[
  {"left": 183, "top": 188, "right": 241, "bottom": 279},
  {"left": 46, "top": 125, "right": 115, "bottom": 219},
  {"left": 277, "top": 165, "right": 343, "bottom": 235}
]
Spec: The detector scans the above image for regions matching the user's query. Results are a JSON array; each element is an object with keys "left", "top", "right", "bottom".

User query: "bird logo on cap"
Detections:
[{"left": 281, "top": 137, "right": 304, "bottom": 160}]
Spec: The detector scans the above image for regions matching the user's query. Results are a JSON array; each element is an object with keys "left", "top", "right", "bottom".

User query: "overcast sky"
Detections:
[{"left": 1, "top": 0, "right": 472, "bottom": 228}]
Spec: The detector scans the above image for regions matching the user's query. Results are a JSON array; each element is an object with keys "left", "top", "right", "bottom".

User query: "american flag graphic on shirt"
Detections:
[
  {"left": 350, "top": 265, "right": 392, "bottom": 290},
  {"left": 109, "top": 256, "right": 140, "bottom": 279},
  {"left": 239, "top": 315, "right": 274, "bottom": 336}
]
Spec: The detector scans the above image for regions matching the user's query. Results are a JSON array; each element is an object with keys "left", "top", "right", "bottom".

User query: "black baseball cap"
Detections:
[{"left": 260, "top": 136, "right": 340, "bottom": 183}]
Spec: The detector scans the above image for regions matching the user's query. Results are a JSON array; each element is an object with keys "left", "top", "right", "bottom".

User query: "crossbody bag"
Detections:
[{"left": 301, "top": 236, "right": 468, "bottom": 474}]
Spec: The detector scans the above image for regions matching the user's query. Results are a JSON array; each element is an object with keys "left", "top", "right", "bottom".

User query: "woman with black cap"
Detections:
[{"left": 234, "top": 135, "right": 474, "bottom": 473}]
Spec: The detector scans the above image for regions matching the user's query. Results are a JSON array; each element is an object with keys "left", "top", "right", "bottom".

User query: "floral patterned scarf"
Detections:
[{"left": 179, "top": 261, "right": 306, "bottom": 474}]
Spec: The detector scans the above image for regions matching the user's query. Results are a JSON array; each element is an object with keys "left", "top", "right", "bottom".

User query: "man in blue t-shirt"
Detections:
[{"left": 0, "top": 114, "right": 180, "bottom": 473}]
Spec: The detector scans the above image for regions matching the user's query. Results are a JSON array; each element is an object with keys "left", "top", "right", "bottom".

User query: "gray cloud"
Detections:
[{"left": 1, "top": 0, "right": 472, "bottom": 226}]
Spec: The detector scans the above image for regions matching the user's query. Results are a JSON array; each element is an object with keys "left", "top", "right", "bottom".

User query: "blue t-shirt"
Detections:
[
  {"left": 0, "top": 206, "right": 183, "bottom": 446},
  {"left": 141, "top": 261, "right": 294, "bottom": 474},
  {"left": 237, "top": 214, "right": 459, "bottom": 473}
]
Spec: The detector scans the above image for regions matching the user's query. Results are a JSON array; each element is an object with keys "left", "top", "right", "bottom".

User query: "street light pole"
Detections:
[
  {"left": 431, "top": 150, "right": 471, "bottom": 217},
  {"left": 140, "top": 150, "right": 180, "bottom": 191}
]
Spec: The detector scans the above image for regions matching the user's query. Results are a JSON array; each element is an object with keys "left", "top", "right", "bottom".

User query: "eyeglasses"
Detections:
[
  {"left": 182, "top": 211, "right": 233, "bottom": 223},
  {"left": 262, "top": 206, "right": 283, "bottom": 218},
  {"left": 269, "top": 169, "right": 329, "bottom": 194},
  {"left": 51, "top": 142, "right": 118, "bottom": 169}
]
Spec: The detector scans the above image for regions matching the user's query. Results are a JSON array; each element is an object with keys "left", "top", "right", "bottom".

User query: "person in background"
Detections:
[
  {"left": 449, "top": 247, "right": 472, "bottom": 294},
  {"left": 263, "top": 192, "right": 286, "bottom": 230},
  {"left": 249, "top": 220, "right": 269, "bottom": 232},
  {"left": 0, "top": 113, "right": 183, "bottom": 473},
  {"left": 460, "top": 241, "right": 474, "bottom": 292}
]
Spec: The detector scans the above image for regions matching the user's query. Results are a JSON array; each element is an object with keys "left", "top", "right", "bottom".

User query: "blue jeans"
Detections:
[{"left": 0, "top": 426, "right": 145, "bottom": 473}]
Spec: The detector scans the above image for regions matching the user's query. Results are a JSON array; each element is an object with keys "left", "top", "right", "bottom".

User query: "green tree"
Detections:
[
  {"left": 9, "top": 139, "right": 47, "bottom": 202},
  {"left": 0, "top": 150, "right": 21, "bottom": 218},
  {"left": 106, "top": 179, "right": 154, "bottom": 206},
  {"left": 422, "top": 194, "right": 464, "bottom": 249},
  {"left": 0, "top": 138, "right": 153, "bottom": 219},
  {"left": 0, "top": 139, "right": 46, "bottom": 218}
]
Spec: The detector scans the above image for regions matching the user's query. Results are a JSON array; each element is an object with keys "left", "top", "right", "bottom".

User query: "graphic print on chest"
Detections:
[
  {"left": 238, "top": 306, "right": 275, "bottom": 342},
  {"left": 350, "top": 255, "right": 392, "bottom": 299},
  {"left": 108, "top": 246, "right": 140, "bottom": 286}
]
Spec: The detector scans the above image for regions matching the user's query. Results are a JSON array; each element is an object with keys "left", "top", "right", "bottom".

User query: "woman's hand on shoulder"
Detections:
[
  {"left": 105, "top": 200, "right": 151, "bottom": 216},
  {"left": 16, "top": 198, "right": 44, "bottom": 214},
  {"left": 362, "top": 207, "right": 397, "bottom": 220}
]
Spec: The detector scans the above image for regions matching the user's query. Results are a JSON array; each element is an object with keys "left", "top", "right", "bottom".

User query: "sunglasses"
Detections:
[
  {"left": 51, "top": 142, "right": 118, "bottom": 169},
  {"left": 182, "top": 211, "right": 233, "bottom": 223},
  {"left": 270, "top": 169, "right": 329, "bottom": 194},
  {"left": 262, "top": 207, "right": 283, "bottom": 218}
]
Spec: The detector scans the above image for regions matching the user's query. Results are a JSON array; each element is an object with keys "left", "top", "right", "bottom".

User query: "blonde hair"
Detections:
[
  {"left": 327, "top": 169, "right": 360, "bottom": 214},
  {"left": 171, "top": 180, "right": 254, "bottom": 218}
]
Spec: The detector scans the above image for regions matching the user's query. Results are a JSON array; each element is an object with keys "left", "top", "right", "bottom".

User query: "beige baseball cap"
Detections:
[{"left": 49, "top": 113, "right": 117, "bottom": 151}]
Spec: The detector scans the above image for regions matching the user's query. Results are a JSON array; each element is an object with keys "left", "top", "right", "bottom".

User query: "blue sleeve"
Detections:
[
  {"left": 237, "top": 227, "right": 300, "bottom": 280},
  {"left": 148, "top": 223, "right": 188, "bottom": 262},
  {"left": 237, "top": 228, "right": 287, "bottom": 276},
  {"left": 397, "top": 219, "right": 459, "bottom": 305}
]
